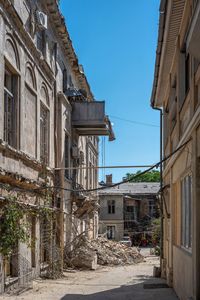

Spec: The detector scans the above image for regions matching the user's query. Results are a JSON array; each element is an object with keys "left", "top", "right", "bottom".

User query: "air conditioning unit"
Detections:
[{"left": 35, "top": 11, "right": 48, "bottom": 29}]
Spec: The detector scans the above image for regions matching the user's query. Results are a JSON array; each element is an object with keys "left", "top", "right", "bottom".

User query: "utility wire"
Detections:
[
  {"left": 34, "top": 138, "right": 191, "bottom": 193},
  {"left": 110, "top": 115, "right": 159, "bottom": 128},
  {"left": 54, "top": 165, "right": 154, "bottom": 170}
]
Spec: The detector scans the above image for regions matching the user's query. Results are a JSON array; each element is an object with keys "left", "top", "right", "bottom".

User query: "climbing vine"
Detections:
[
  {"left": 0, "top": 193, "right": 53, "bottom": 257},
  {"left": 0, "top": 196, "right": 30, "bottom": 257}
]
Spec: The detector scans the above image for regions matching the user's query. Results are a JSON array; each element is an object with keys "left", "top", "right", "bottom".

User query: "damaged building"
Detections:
[
  {"left": 99, "top": 175, "right": 159, "bottom": 242},
  {"left": 0, "top": 0, "right": 114, "bottom": 294}
]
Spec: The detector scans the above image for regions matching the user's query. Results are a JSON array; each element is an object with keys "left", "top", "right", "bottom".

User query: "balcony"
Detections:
[
  {"left": 187, "top": 2, "right": 200, "bottom": 60},
  {"left": 71, "top": 101, "right": 115, "bottom": 141}
]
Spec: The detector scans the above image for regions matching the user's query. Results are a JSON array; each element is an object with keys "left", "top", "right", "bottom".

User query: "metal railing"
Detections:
[{"left": 5, "top": 253, "right": 33, "bottom": 295}]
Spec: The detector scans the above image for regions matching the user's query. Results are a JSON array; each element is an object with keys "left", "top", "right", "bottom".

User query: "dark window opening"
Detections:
[
  {"left": 107, "top": 226, "right": 115, "bottom": 239},
  {"left": 4, "top": 68, "right": 18, "bottom": 148},
  {"left": 108, "top": 200, "right": 115, "bottom": 214},
  {"left": 37, "top": 30, "right": 46, "bottom": 57},
  {"left": 185, "top": 54, "right": 190, "bottom": 95},
  {"left": 40, "top": 104, "right": 49, "bottom": 164},
  {"left": 63, "top": 68, "right": 68, "bottom": 93}
]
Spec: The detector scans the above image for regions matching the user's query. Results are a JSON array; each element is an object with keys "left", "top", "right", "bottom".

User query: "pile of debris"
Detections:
[{"left": 64, "top": 235, "right": 143, "bottom": 270}]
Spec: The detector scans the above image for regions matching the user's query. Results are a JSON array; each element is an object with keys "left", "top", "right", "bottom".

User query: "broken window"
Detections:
[
  {"left": 63, "top": 68, "right": 68, "bottom": 93},
  {"left": 107, "top": 226, "right": 115, "bottom": 240},
  {"left": 108, "top": 200, "right": 115, "bottom": 214},
  {"left": 4, "top": 67, "right": 18, "bottom": 148},
  {"left": 40, "top": 103, "right": 49, "bottom": 164},
  {"left": 181, "top": 174, "right": 192, "bottom": 250},
  {"left": 36, "top": 30, "right": 46, "bottom": 57}
]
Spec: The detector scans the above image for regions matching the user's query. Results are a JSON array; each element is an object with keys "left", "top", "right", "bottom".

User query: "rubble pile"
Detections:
[
  {"left": 64, "top": 236, "right": 143, "bottom": 270},
  {"left": 90, "top": 237, "right": 143, "bottom": 266}
]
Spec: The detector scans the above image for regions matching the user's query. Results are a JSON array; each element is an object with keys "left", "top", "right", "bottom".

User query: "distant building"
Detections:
[{"left": 99, "top": 175, "right": 160, "bottom": 242}]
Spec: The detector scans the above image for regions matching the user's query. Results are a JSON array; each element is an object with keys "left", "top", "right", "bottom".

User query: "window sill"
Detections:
[
  {"left": 0, "top": 139, "right": 52, "bottom": 173},
  {"left": 174, "top": 244, "right": 192, "bottom": 256}
]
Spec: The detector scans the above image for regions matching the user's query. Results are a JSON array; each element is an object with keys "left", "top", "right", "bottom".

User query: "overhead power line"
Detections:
[
  {"left": 54, "top": 165, "right": 154, "bottom": 170},
  {"left": 110, "top": 115, "right": 159, "bottom": 128},
  {"left": 35, "top": 138, "right": 191, "bottom": 193}
]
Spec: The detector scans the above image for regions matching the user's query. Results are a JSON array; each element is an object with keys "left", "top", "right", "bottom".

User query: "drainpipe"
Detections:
[{"left": 151, "top": 106, "right": 163, "bottom": 262}]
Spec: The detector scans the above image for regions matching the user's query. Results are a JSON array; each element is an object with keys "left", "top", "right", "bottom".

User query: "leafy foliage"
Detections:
[
  {"left": 0, "top": 197, "right": 30, "bottom": 256},
  {"left": 126, "top": 170, "right": 160, "bottom": 182}
]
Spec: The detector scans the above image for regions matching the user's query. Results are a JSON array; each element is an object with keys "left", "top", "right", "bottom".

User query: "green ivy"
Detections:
[
  {"left": 0, "top": 194, "right": 53, "bottom": 257},
  {"left": 0, "top": 197, "right": 30, "bottom": 257}
]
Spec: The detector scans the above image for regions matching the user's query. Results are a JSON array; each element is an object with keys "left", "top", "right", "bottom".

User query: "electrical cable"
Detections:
[
  {"left": 110, "top": 115, "right": 159, "bottom": 128},
  {"left": 33, "top": 138, "right": 191, "bottom": 193}
]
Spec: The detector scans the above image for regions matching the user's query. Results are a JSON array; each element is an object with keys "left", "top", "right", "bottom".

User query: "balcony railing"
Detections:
[{"left": 71, "top": 101, "right": 115, "bottom": 141}]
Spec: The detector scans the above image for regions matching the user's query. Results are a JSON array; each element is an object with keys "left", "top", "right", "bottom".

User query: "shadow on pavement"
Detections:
[{"left": 60, "top": 277, "right": 178, "bottom": 300}]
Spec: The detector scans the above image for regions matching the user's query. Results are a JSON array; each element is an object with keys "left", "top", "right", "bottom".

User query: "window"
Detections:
[
  {"left": 179, "top": 51, "right": 190, "bottom": 110},
  {"left": 40, "top": 104, "right": 49, "bottom": 164},
  {"left": 149, "top": 200, "right": 155, "bottom": 217},
  {"left": 108, "top": 200, "right": 115, "bottom": 214},
  {"left": 194, "top": 81, "right": 200, "bottom": 110},
  {"left": 63, "top": 68, "right": 68, "bottom": 93},
  {"left": 36, "top": 30, "right": 46, "bottom": 57},
  {"left": 185, "top": 54, "right": 190, "bottom": 94},
  {"left": 4, "top": 68, "right": 18, "bottom": 148},
  {"left": 181, "top": 175, "right": 192, "bottom": 250},
  {"left": 107, "top": 226, "right": 115, "bottom": 240},
  {"left": 64, "top": 133, "right": 70, "bottom": 179},
  {"left": 25, "top": 66, "right": 37, "bottom": 157}
]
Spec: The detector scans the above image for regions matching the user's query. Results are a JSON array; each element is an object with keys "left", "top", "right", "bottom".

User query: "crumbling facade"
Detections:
[
  {"left": 0, "top": 0, "right": 114, "bottom": 294},
  {"left": 151, "top": 1, "right": 200, "bottom": 299},
  {"left": 99, "top": 176, "right": 159, "bottom": 242}
]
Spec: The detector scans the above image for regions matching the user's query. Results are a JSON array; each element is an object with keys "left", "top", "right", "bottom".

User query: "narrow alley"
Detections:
[{"left": 3, "top": 250, "right": 178, "bottom": 300}]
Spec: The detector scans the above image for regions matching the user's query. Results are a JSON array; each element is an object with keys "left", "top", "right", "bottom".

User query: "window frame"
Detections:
[
  {"left": 181, "top": 173, "right": 192, "bottom": 252},
  {"left": 108, "top": 200, "right": 115, "bottom": 214},
  {"left": 4, "top": 65, "right": 19, "bottom": 149},
  {"left": 107, "top": 225, "right": 115, "bottom": 240},
  {"left": 40, "top": 102, "right": 49, "bottom": 165}
]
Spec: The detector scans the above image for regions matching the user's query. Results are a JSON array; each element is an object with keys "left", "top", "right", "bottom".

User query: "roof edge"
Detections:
[{"left": 150, "top": 0, "right": 167, "bottom": 108}]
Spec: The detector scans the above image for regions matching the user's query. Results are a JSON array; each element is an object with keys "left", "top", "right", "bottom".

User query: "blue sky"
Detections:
[{"left": 60, "top": 0, "right": 160, "bottom": 182}]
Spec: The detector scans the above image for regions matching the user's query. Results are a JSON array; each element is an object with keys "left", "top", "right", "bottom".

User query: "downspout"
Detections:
[
  {"left": 151, "top": 106, "right": 163, "bottom": 263},
  {"left": 150, "top": 0, "right": 167, "bottom": 267}
]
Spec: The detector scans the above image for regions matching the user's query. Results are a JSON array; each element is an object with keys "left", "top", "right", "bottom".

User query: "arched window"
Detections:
[
  {"left": 5, "top": 35, "right": 20, "bottom": 71},
  {"left": 4, "top": 35, "right": 20, "bottom": 148},
  {"left": 24, "top": 63, "right": 37, "bottom": 157},
  {"left": 40, "top": 84, "right": 49, "bottom": 107},
  {"left": 25, "top": 64, "right": 36, "bottom": 90}
]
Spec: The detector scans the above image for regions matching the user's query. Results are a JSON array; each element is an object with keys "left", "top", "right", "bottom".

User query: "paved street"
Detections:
[{"left": 3, "top": 250, "right": 178, "bottom": 300}]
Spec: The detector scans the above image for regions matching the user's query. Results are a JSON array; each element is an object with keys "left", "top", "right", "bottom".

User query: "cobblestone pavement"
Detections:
[{"left": 2, "top": 249, "right": 178, "bottom": 300}]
